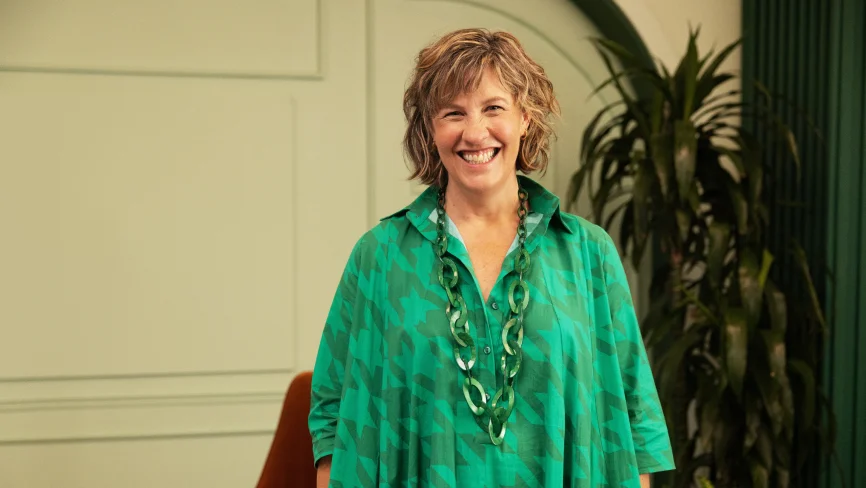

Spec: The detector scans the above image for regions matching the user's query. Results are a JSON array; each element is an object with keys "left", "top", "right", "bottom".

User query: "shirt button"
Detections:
[
  {"left": 483, "top": 346, "right": 492, "bottom": 355},
  {"left": 491, "top": 302, "right": 499, "bottom": 310}
]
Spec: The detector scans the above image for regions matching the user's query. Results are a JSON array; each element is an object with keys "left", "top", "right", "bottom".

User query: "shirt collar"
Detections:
[{"left": 380, "top": 175, "right": 576, "bottom": 241}]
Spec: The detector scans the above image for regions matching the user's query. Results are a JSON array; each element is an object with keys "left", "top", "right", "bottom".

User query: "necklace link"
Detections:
[{"left": 434, "top": 185, "right": 531, "bottom": 445}]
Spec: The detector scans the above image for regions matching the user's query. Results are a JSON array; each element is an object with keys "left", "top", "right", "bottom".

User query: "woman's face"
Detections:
[{"left": 432, "top": 68, "right": 529, "bottom": 195}]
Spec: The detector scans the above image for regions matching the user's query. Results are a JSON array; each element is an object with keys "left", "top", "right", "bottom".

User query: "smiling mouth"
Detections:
[{"left": 458, "top": 148, "right": 500, "bottom": 165}]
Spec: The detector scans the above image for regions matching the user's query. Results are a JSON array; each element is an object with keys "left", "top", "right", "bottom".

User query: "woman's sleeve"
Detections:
[
  {"left": 308, "top": 239, "right": 363, "bottom": 467},
  {"left": 601, "top": 233, "right": 676, "bottom": 474}
]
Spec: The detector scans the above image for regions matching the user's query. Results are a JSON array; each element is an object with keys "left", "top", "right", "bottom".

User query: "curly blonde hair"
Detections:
[{"left": 403, "top": 28, "right": 560, "bottom": 187}]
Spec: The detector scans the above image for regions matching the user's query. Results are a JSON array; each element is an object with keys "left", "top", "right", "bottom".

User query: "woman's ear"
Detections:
[{"left": 521, "top": 111, "right": 530, "bottom": 136}]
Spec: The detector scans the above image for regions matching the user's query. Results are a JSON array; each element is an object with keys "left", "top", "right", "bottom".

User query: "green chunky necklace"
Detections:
[{"left": 433, "top": 185, "right": 531, "bottom": 445}]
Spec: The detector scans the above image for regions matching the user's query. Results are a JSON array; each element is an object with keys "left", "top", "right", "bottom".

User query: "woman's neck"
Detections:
[{"left": 443, "top": 177, "right": 521, "bottom": 227}]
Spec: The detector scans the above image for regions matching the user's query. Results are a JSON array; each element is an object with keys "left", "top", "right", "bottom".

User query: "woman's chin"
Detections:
[{"left": 451, "top": 167, "right": 515, "bottom": 193}]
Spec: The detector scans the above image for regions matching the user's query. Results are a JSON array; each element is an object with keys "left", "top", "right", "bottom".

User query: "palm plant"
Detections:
[{"left": 567, "top": 27, "right": 833, "bottom": 488}]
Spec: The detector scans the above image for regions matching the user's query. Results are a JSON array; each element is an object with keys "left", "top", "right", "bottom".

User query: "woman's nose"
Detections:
[{"left": 461, "top": 117, "right": 489, "bottom": 144}]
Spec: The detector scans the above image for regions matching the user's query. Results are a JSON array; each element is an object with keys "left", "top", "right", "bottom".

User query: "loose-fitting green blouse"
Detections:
[{"left": 309, "top": 176, "right": 675, "bottom": 487}]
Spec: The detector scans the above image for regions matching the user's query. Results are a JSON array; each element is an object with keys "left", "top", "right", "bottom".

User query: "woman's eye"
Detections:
[
  {"left": 487, "top": 105, "right": 504, "bottom": 111},
  {"left": 443, "top": 111, "right": 461, "bottom": 118}
]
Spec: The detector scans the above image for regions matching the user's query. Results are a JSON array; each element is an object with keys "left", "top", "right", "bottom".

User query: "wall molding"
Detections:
[
  {"left": 0, "top": 428, "right": 277, "bottom": 447},
  {"left": 0, "top": 368, "right": 295, "bottom": 445},
  {"left": 0, "top": 0, "right": 324, "bottom": 81}
]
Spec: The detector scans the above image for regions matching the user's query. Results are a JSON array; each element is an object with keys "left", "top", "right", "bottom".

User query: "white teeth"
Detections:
[{"left": 460, "top": 149, "right": 496, "bottom": 164}]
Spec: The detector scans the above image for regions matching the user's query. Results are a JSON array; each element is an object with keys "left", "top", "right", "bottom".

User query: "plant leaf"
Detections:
[
  {"left": 764, "top": 278, "right": 786, "bottom": 333},
  {"left": 675, "top": 209, "right": 691, "bottom": 244},
  {"left": 632, "top": 162, "right": 652, "bottom": 268},
  {"left": 565, "top": 164, "right": 591, "bottom": 213},
  {"left": 592, "top": 175, "right": 619, "bottom": 223},
  {"left": 695, "top": 73, "right": 737, "bottom": 110},
  {"left": 708, "top": 221, "right": 731, "bottom": 287},
  {"left": 738, "top": 246, "right": 763, "bottom": 329},
  {"left": 788, "top": 359, "right": 816, "bottom": 430},
  {"left": 677, "top": 27, "right": 700, "bottom": 117},
  {"left": 593, "top": 46, "right": 651, "bottom": 137},
  {"left": 761, "top": 329, "right": 794, "bottom": 438},
  {"left": 751, "top": 456, "right": 770, "bottom": 488},
  {"left": 726, "top": 177, "right": 749, "bottom": 234},
  {"left": 751, "top": 333, "right": 786, "bottom": 439},
  {"left": 674, "top": 119, "right": 698, "bottom": 202},
  {"left": 650, "top": 131, "right": 673, "bottom": 200},
  {"left": 657, "top": 323, "right": 707, "bottom": 399},
  {"left": 792, "top": 243, "right": 827, "bottom": 334},
  {"left": 724, "top": 307, "right": 748, "bottom": 399},
  {"left": 757, "top": 249, "right": 774, "bottom": 290},
  {"left": 744, "top": 391, "right": 762, "bottom": 449},
  {"left": 580, "top": 101, "right": 626, "bottom": 164},
  {"left": 618, "top": 203, "right": 634, "bottom": 256}
]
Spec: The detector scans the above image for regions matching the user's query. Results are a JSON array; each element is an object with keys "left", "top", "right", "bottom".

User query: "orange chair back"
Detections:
[{"left": 256, "top": 371, "right": 316, "bottom": 488}]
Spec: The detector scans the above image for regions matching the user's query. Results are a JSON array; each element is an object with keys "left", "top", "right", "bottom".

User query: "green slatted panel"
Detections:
[
  {"left": 827, "top": 1, "right": 865, "bottom": 487},
  {"left": 741, "top": 1, "right": 866, "bottom": 487}
]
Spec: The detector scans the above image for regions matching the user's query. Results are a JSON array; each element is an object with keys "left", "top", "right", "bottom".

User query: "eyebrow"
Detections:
[{"left": 438, "top": 96, "right": 510, "bottom": 112}]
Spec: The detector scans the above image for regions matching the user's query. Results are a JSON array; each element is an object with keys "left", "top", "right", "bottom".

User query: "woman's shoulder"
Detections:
[
  {"left": 555, "top": 209, "right": 617, "bottom": 257},
  {"left": 342, "top": 210, "right": 416, "bottom": 261}
]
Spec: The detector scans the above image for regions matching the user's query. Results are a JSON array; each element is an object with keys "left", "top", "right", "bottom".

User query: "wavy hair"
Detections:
[{"left": 402, "top": 28, "right": 560, "bottom": 187}]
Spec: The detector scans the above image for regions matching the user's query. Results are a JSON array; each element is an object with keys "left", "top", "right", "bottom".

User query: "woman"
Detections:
[{"left": 309, "top": 28, "right": 674, "bottom": 487}]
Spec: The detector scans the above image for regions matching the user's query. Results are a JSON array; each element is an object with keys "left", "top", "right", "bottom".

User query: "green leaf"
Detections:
[
  {"left": 650, "top": 131, "right": 673, "bottom": 199},
  {"left": 744, "top": 392, "right": 762, "bottom": 449},
  {"left": 697, "top": 371, "right": 724, "bottom": 452},
  {"left": 695, "top": 39, "right": 742, "bottom": 105},
  {"left": 792, "top": 243, "right": 827, "bottom": 334},
  {"left": 755, "top": 427, "right": 774, "bottom": 471},
  {"left": 674, "top": 120, "right": 697, "bottom": 202},
  {"left": 761, "top": 329, "right": 794, "bottom": 438},
  {"left": 764, "top": 278, "right": 786, "bottom": 333},
  {"left": 618, "top": 204, "right": 634, "bottom": 256},
  {"left": 580, "top": 101, "right": 626, "bottom": 164},
  {"left": 593, "top": 46, "right": 651, "bottom": 137},
  {"left": 565, "top": 164, "right": 591, "bottom": 213},
  {"left": 751, "top": 335, "right": 786, "bottom": 438},
  {"left": 712, "top": 144, "right": 745, "bottom": 177},
  {"left": 602, "top": 198, "right": 630, "bottom": 232},
  {"left": 657, "top": 323, "right": 707, "bottom": 399},
  {"left": 724, "top": 307, "right": 748, "bottom": 399},
  {"left": 632, "top": 163, "right": 652, "bottom": 267},
  {"left": 738, "top": 247, "right": 763, "bottom": 329},
  {"left": 681, "top": 285, "right": 719, "bottom": 325},
  {"left": 590, "top": 37, "right": 645, "bottom": 68},
  {"left": 698, "top": 88, "right": 743, "bottom": 113},
  {"left": 700, "top": 38, "right": 743, "bottom": 84},
  {"left": 676, "top": 27, "right": 700, "bottom": 117},
  {"left": 726, "top": 177, "right": 749, "bottom": 234},
  {"left": 675, "top": 209, "right": 691, "bottom": 244},
  {"left": 775, "top": 467, "right": 791, "bottom": 488},
  {"left": 592, "top": 175, "right": 619, "bottom": 223},
  {"left": 757, "top": 249, "right": 774, "bottom": 290},
  {"left": 708, "top": 221, "right": 731, "bottom": 286},
  {"left": 784, "top": 127, "right": 802, "bottom": 181},
  {"left": 650, "top": 90, "right": 664, "bottom": 135},
  {"left": 788, "top": 359, "right": 816, "bottom": 429},
  {"left": 646, "top": 306, "right": 685, "bottom": 350},
  {"left": 751, "top": 458, "right": 770, "bottom": 488},
  {"left": 694, "top": 73, "right": 737, "bottom": 109},
  {"left": 761, "top": 330, "right": 787, "bottom": 384}
]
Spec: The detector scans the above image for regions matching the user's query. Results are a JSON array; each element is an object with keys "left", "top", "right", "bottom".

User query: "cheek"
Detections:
[
  {"left": 492, "top": 119, "right": 522, "bottom": 144},
  {"left": 432, "top": 126, "right": 458, "bottom": 152}
]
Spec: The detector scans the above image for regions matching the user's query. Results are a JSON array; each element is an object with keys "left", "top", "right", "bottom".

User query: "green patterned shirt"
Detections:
[{"left": 309, "top": 176, "right": 675, "bottom": 487}]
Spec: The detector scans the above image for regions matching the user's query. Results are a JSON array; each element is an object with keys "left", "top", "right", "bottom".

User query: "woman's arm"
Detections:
[
  {"left": 316, "top": 456, "right": 332, "bottom": 488},
  {"left": 600, "top": 233, "right": 676, "bottom": 476},
  {"left": 640, "top": 473, "right": 650, "bottom": 488},
  {"left": 309, "top": 238, "right": 366, "bottom": 481}
]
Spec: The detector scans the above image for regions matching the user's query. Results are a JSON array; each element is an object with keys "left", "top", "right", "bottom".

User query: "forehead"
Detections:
[{"left": 433, "top": 66, "right": 515, "bottom": 109}]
